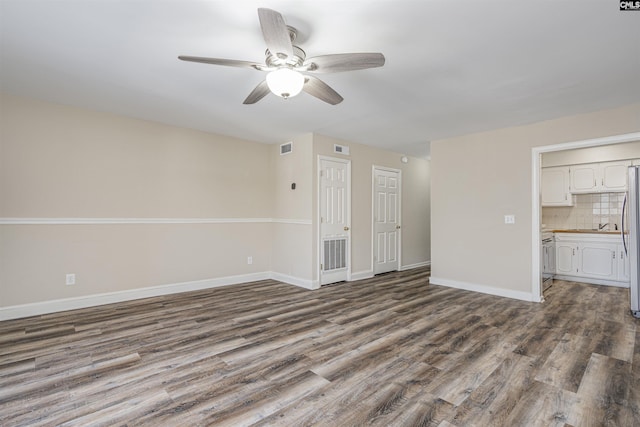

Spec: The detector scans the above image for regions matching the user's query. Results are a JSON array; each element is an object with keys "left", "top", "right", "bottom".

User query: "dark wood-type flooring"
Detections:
[{"left": 1, "top": 267, "right": 639, "bottom": 426}]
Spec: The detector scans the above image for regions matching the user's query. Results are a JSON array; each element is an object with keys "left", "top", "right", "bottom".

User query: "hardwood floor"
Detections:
[{"left": 1, "top": 268, "right": 638, "bottom": 426}]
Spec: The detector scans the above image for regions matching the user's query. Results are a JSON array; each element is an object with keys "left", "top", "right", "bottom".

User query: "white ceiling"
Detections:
[{"left": 1, "top": 1, "right": 639, "bottom": 158}]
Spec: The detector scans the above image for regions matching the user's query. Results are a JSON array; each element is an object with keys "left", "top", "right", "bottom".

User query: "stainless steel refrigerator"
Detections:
[{"left": 625, "top": 165, "right": 640, "bottom": 318}]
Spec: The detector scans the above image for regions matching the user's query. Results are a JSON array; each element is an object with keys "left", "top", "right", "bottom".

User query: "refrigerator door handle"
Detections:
[{"left": 622, "top": 193, "right": 628, "bottom": 256}]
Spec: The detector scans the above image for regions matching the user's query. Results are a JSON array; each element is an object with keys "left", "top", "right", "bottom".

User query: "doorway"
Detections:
[
  {"left": 531, "top": 132, "right": 640, "bottom": 301},
  {"left": 319, "top": 156, "right": 351, "bottom": 285},
  {"left": 373, "top": 166, "right": 401, "bottom": 274}
]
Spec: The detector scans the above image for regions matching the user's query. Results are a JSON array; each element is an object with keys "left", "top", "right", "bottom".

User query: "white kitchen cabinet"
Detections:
[
  {"left": 570, "top": 160, "right": 631, "bottom": 193},
  {"left": 601, "top": 161, "right": 631, "bottom": 192},
  {"left": 541, "top": 166, "right": 572, "bottom": 206},
  {"left": 618, "top": 244, "right": 630, "bottom": 282},
  {"left": 570, "top": 164, "right": 598, "bottom": 193},
  {"left": 578, "top": 243, "right": 617, "bottom": 281},
  {"left": 555, "top": 241, "right": 578, "bottom": 275},
  {"left": 554, "top": 233, "right": 628, "bottom": 286}
]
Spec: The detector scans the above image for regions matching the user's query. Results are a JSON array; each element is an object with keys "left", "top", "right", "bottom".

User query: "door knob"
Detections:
[
  {"left": 344, "top": 226, "right": 350, "bottom": 231},
  {"left": 396, "top": 225, "right": 401, "bottom": 229}
]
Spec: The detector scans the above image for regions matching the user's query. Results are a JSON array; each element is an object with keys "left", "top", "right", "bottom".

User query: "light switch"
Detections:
[{"left": 504, "top": 215, "right": 515, "bottom": 224}]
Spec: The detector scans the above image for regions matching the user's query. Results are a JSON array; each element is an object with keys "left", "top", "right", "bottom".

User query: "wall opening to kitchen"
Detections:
[{"left": 531, "top": 133, "right": 640, "bottom": 302}]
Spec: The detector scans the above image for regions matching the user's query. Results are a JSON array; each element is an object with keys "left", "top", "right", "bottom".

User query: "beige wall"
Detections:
[
  {"left": 270, "top": 133, "right": 314, "bottom": 283},
  {"left": 431, "top": 103, "right": 640, "bottom": 297},
  {"left": 1, "top": 93, "right": 431, "bottom": 312},
  {"left": 541, "top": 140, "right": 640, "bottom": 167},
  {"left": 270, "top": 223, "right": 314, "bottom": 283},
  {"left": 0, "top": 94, "right": 274, "bottom": 307},
  {"left": 313, "top": 134, "right": 431, "bottom": 277},
  {"left": 271, "top": 133, "right": 313, "bottom": 221},
  {"left": 0, "top": 223, "right": 272, "bottom": 306},
  {"left": 1, "top": 95, "right": 273, "bottom": 218},
  {"left": 401, "top": 156, "right": 431, "bottom": 267}
]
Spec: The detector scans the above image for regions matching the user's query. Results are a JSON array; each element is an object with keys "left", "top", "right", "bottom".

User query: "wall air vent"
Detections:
[
  {"left": 334, "top": 144, "right": 350, "bottom": 155},
  {"left": 323, "top": 238, "right": 347, "bottom": 271},
  {"left": 280, "top": 142, "right": 293, "bottom": 155}
]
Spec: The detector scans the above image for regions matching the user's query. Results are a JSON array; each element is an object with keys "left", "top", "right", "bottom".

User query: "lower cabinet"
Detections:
[
  {"left": 554, "top": 233, "right": 629, "bottom": 286},
  {"left": 555, "top": 241, "right": 576, "bottom": 275},
  {"left": 618, "top": 244, "right": 630, "bottom": 282},
  {"left": 579, "top": 243, "right": 617, "bottom": 280}
]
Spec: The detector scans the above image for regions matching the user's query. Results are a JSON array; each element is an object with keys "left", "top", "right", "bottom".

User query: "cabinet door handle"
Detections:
[{"left": 613, "top": 251, "right": 616, "bottom": 259}]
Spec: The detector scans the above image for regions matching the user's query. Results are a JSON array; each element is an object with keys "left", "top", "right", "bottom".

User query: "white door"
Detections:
[
  {"left": 319, "top": 157, "right": 351, "bottom": 285},
  {"left": 373, "top": 168, "right": 400, "bottom": 274}
]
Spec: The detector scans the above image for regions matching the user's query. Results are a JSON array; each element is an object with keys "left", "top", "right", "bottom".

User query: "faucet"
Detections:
[{"left": 598, "top": 223, "right": 609, "bottom": 231}]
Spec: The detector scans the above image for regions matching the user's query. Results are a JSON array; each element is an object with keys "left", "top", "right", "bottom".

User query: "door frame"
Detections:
[
  {"left": 317, "top": 155, "right": 352, "bottom": 285},
  {"left": 531, "top": 131, "right": 640, "bottom": 302},
  {"left": 371, "top": 165, "right": 402, "bottom": 274}
]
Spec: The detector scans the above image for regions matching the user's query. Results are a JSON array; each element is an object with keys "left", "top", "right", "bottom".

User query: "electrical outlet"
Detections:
[
  {"left": 504, "top": 215, "right": 516, "bottom": 224},
  {"left": 66, "top": 273, "right": 76, "bottom": 285},
  {"left": 247, "top": 256, "right": 253, "bottom": 265}
]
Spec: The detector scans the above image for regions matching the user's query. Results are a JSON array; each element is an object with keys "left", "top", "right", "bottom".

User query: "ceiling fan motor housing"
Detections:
[{"left": 265, "top": 44, "right": 306, "bottom": 69}]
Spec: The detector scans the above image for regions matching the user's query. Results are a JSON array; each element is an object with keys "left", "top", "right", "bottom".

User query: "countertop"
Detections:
[{"left": 551, "top": 229, "right": 621, "bottom": 235}]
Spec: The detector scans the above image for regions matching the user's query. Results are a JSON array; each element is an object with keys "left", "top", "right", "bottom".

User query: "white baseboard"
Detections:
[
  {"left": 0, "top": 271, "right": 317, "bottom": 321},
  {"left": 349, "top": 270, "right": 374, "bottom": 281},
  {"left": 270, "top": 272, "right": 318, "bottom": 290},
  {"left": 349, "top": 262, "right": 429, "bottom": 281},
  {"left": 3, "top": 267, "right": 449, "bottom": 321},
  {"left": 400, "top": 261, "right": 431, "bottom": 271},
  {"left": 553, "top": 275, "right": 629, "bottom": 288},
  {"left": 429, "top": 276, "right": 535, "bottom": 302}
]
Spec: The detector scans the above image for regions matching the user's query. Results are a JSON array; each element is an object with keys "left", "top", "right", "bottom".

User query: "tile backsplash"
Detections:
[{"left": 542, "top": 193, "right": 626, "bottom": 231}]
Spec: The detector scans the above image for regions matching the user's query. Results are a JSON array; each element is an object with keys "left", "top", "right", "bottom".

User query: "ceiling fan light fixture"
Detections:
[
  {"left": 179, "top": 8, "right": 383, "bottom": 105},
  {"left": 266, "top": 68, "right": 304, "bottom": 99}
]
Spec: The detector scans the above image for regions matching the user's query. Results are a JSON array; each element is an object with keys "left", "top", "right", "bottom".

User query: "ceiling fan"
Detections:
[{"left": 178, "top": 8, "right": 385, "bottom": 105}]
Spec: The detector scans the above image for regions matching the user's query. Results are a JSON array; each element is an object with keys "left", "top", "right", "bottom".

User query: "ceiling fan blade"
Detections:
[
  {"left": 303, "top": 53, "right": 385, "bottom": 73},
  {"left": 243, "top": 80, "right": 271, "bottom": 104},
  {"left": 257, "top": 8, "right": 293, "bottom": 60},
  {"left": 303, "top": 76, "right": 343, "bottom": 105},
  {"left": 178, "top": 56, "right": 263, "bottom": 70}
]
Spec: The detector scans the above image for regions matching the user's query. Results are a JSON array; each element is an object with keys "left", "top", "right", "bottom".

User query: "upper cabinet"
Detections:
[
  {"left": 569, "top": 160, "right": 631, "bottom": 193},
  {"left": 601, "top": 161, "right": 631, "bottom": 191},
  {"left": 542, "top": 166, "right": 573, "bottom": 206},
  {"left": 570, "top": 164, "right": 597, "bottom": 193},
  {"left": 543, "top": 160, "right": 634, "bottom": 202}
]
